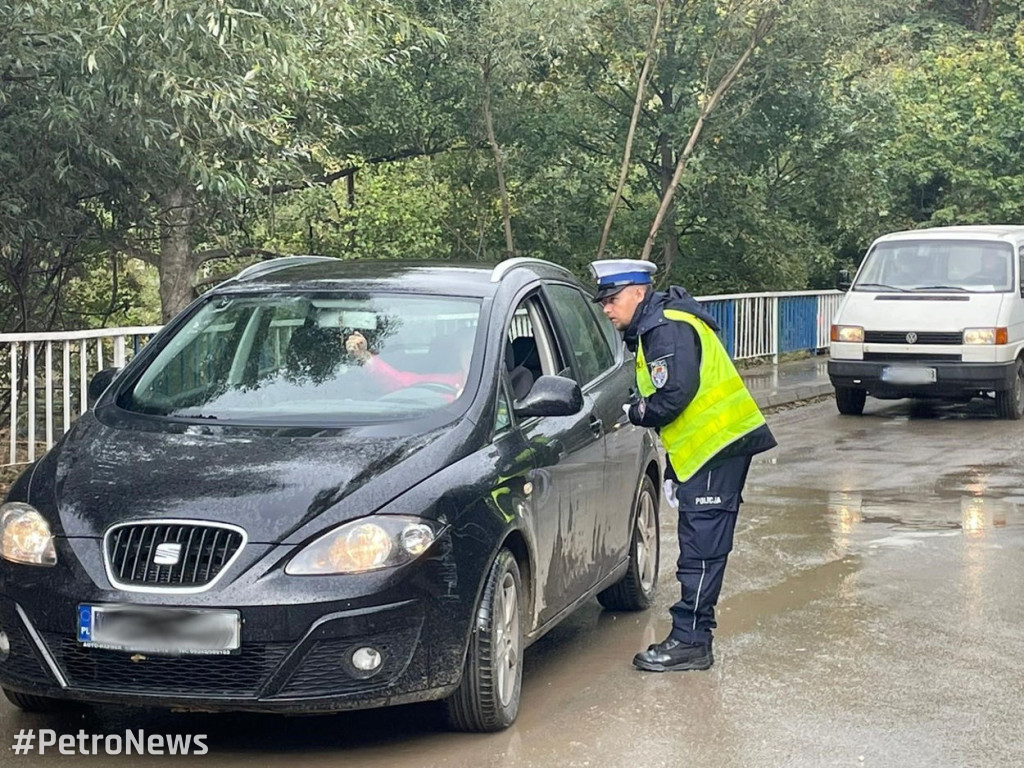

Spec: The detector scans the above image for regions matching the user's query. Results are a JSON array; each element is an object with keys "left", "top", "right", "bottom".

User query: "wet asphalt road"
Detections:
[{"left": 3, "top": 397, "right": 1023, "bottom": 767}]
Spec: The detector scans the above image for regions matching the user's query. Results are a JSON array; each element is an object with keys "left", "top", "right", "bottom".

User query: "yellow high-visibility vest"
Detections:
[{"left": 636, "top": 309, "right": 766, "bottom": 482}]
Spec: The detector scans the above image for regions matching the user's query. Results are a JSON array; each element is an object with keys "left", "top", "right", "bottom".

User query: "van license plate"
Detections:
[
  {"left": 77, "top": 604, "right": 240, "bottom": 655},
  {"left": 881, "top": 366, "right": 936, "bottom": 385}
]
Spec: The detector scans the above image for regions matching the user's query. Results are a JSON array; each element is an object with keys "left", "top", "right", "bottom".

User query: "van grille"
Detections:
[{"left": 864, "top": 331, "right": 962, "bottom": 345}]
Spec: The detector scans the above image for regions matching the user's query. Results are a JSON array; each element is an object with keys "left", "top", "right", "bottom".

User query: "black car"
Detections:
[{"left": 0, "top": 257, "right": 661, "bottom": 731}]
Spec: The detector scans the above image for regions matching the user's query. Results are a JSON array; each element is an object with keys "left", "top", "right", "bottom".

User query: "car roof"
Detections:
[
  {"left": 875, "top": 225, "right": 1024, "bottom": 244},
  {"left": 213, "top": 256, "right": 580, "bottom": 298}
]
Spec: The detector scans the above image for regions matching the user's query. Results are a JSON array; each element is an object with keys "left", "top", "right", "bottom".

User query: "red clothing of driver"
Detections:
[{"left": 363, "top": 356, "right": 463, "bottom": 396}]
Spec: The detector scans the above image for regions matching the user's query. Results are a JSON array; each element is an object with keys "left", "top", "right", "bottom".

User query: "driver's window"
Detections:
[{"left": 504, "top": 296, "right": 562, "bottom": 402}]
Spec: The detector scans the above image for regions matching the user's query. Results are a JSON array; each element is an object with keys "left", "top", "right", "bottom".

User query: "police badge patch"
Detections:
[{"left": 649, "top": 358, "right": 669, "bottom": 389}]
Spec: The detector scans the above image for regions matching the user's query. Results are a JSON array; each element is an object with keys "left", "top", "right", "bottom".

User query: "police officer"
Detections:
[{"left": 590, "top": 259, "right": 777, "bottom": 672}]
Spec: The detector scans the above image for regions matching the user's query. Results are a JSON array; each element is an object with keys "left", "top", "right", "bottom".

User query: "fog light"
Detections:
[
  {"left": 0, "top": 631, "right": 9, "bottom": 663},
  {"left": 351, "top": 646, "right": 382, "bottom": 672}
]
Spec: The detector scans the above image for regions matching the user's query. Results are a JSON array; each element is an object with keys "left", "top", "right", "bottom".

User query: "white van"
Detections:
[{"left": 828, "top": 225, "right": 1024, "bottom": 418}]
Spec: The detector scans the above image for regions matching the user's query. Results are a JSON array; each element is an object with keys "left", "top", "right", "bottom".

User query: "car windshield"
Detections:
[
  {"left": 120, "top": 292, "right": 482, "bottom": 424},
  {"left": 853, "top": 239, "right": 1014, "bottom": 293}
]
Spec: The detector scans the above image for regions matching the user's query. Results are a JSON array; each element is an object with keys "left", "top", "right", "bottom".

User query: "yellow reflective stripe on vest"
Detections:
[{"left": 637, "top": 309, "right": 765, "bottom": 482}]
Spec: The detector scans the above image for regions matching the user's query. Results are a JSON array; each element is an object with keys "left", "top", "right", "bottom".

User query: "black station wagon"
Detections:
[{"left": 0, "top": 257, "right": 661, "bottom": 731}]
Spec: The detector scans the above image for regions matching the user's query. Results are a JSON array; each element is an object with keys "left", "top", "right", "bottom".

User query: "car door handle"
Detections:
[{"left": 588, "top": 415, "right": 604, "bottom": 438}]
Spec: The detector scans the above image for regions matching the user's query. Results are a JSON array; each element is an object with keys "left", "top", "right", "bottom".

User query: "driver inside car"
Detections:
[{"left": 344, "top": 328, "right": 474, "bottom": 400}]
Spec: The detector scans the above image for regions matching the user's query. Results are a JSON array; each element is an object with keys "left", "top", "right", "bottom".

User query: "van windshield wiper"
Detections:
[
  {"left": 854, "top": 282, "right": 910, "bottom": 293},
  {"left": 911, "top": 285, "right": 970, "bottom": 293}
]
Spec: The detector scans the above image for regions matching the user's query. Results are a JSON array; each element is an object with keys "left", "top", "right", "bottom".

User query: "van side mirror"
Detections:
[
  {"left": 836, "top": 269, "right": 853, "bottom": 292},
  {"left": 87, "top": 367, "right": 120, "bottom": 408}
]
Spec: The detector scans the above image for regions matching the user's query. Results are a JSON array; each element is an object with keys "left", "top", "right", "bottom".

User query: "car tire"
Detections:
[
  {"left": 995, "top": 359, "right": 1024, "bottom": 420},
  {"left": 835, "top": 386, "right": 866, "bottom": 415},
  {"left": 597, "top": 475, "right": 659, "bottom": 611},
  {"left": 444, "top": 549, "right": 523, "bottom": 732},
  {"left": 2, "top": 688, "right": 66, "bottom": 713}
]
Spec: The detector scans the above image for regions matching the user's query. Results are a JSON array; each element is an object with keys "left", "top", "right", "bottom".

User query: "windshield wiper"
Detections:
[
  {"left": 913, "top": 284, "right": 966, "bottom": 292},
  {"left": 174, "top": 412, "right": 220, "bottom": 420},
  {"left": 854, "top": 282, "right": 910, "bottom": 292}
]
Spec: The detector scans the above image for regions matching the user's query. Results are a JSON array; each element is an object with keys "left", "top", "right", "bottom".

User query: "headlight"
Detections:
[
  {"left": 286, "top": 516, "right": 443, "bottom": 575},
  {"left": 964, "top": 327, "right": 1008, "bottom": 345},
  {"left": 0, "top": 503, "right": 57, "bottom": 567},
  {"left": 830, "top": 325, "right": 864, "bottom": 343}
]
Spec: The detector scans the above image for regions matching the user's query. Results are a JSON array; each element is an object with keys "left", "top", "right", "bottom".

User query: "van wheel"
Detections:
[
  {"left": 444, "top": 549, "right": 523, "bottom": 732},
  {"left": 995, "top": 360, "right": 1024, "bottom": 420},
  {"left": 835, "top": 387, "right": 866, "bottom": 415}
]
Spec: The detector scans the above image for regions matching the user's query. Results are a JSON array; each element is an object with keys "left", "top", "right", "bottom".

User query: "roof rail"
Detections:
[
  {"left": 490, "top": 257, "right": 574, "bottom": 283},
  {"left": 231, "top": 255, "right": 337, "bottom": 283}
]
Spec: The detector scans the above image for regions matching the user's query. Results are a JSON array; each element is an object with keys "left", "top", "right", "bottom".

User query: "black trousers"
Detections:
[{"left": 669, "top": 454, "right": 752, "bottom": 645}]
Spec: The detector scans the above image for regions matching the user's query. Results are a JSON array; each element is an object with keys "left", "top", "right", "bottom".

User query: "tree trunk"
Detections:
[
  {"left": 597, "top": 0, "right": 666, "bottom": 260},
  {"left": 157, "top": 186, "right": 198, "bottom": 322},
  {"left": 640, "top": 12, "right": 777, "bottom": 262},
  {"left": 482, "top": 60, "right": 515, "bottom": 258},
  {"left": 659, "top": 132, "right": 678, "bottom": 276}
]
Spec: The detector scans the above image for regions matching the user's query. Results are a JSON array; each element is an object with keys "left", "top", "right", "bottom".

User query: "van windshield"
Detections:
[{"left": 853, "top": 239, "right": 1014, "bottom": 293}]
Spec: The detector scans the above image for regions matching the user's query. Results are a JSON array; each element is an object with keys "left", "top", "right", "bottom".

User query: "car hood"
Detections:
[{"left": 39, "top": 413, "right": 466, "bottom": 543}]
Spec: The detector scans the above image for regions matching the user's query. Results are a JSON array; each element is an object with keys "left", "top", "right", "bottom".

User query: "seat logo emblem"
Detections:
[
  {"left": 153, "top": 542, "right": 182, "bottom": 566},
  {"left": 906, "top": 332, "right": 918, "bottom": 344}
]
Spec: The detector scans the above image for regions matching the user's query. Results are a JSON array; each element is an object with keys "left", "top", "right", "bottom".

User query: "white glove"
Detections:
[
  {"left": 621, "top": 403, "right": 631, "bottom": 417},
  {"left": 663, "top": 479, "right": 679, "bottom": 509}
]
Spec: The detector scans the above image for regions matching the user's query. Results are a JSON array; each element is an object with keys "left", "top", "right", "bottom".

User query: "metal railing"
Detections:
[
  {"left": 0, "top": 327, "right": 162, "bottom": 467},
  {"left": 696, "top": 290, "right": 842, "bottom": 362},
  {"left": 0, "top": 290, "right": 841, "bottom": 468}
]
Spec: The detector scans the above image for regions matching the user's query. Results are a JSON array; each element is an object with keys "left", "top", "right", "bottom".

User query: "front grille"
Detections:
[
  {"left": 863, "top": 352, "right": 961, "bottom": 363},
  {"left": 46, "top": 634, "right": 289, "bottom": 697},
  {"left": 865, "top": 331, "right": 962, "bottom": 345},
  {"left": 105, "top": 522, "right": 244, "bottom": 589}
]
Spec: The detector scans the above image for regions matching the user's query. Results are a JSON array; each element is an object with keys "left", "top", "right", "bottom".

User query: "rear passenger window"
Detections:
[{"left": 545, "top": 284, "right": 615, "bottom": 384}]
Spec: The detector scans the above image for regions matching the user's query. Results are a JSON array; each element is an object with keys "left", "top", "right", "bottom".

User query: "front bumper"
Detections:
[
  {"left": 828, "top": 359, "right": 1017, "bottom": 399},
  {"left": 0, "top": 539, "right": 474, "bottom": 714}
]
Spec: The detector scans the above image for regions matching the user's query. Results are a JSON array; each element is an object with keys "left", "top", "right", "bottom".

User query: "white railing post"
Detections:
[
  {"left": 113, "top": 336, "right": 126, "bottom": 368},
  {"left": 771, "top": 296, "right": 780, "bottom": 365},
  {"left": 45, "top": 341, "right": 54, "bottom": 450},
  {"left": 62, "top": 341, "right": 71, "bottom": 433},
  {"left": 9, "top": 342, "right": 17, "bottom": 466},
  {"left": 79, "top": 339, "right": 88, "bottom": 416},
  {"left": 27, "top": 342, "right": 35, "bottom": 463}
]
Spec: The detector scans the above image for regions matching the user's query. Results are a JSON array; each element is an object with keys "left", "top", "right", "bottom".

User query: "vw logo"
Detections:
[
  {"left": 153, "top": 542, "right": 182, "bottom": 566},
  {"left": 905, "top": 332, "right": 918, "bottom": 344}
]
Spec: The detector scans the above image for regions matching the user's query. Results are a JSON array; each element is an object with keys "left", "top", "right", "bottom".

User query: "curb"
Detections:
[{"left": 749, "top": 382, "right": 835, "bottom": 410}]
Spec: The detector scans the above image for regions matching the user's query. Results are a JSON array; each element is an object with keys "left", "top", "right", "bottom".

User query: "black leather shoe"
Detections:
[{"left": 633, "top": 638, "right": 713, "bottom": 672}]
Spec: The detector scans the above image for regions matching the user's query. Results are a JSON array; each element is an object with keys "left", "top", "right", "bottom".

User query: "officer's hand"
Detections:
[{"left": 345, "top": 332, "right": 371, "bottom": 364}]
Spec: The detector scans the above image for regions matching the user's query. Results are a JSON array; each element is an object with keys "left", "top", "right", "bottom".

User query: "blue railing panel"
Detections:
[
  {"left": 699, "top": 299, "right": 736, "bottom": 357},
  {"left": 778, "top": 296, "right": 817, "bottom": 354}
]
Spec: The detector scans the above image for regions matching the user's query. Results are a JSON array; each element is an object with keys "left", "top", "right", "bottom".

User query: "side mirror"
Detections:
[
  {"left": 87, "top": 367, "right": 120, "bottom": 408},
  {"left": 513, "top": 375, "right": 583, "bottom": 418},
  {"left": 836, "top": 269, "right": 853, "bottom": 292}
]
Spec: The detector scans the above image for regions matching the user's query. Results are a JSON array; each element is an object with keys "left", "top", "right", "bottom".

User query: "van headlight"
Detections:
[
  {"left": 0, "top": 503, "right": 57, "bottom": 567},
  {"left": 286, "top": 516, "right": 443, "bottom": 575},
  {"left": 964, "top": 328, "right": 1008, "bottom": 345},
  {"left": 830, "top": 325, "right": 864, "bottom": 343}
]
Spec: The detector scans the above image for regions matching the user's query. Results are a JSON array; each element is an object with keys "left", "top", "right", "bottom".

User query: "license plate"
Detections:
[
  {"left": 77, "top": 604, "right": 240, "bottom": 656},
  {"left": 881, "top": 366, "right": 937, "bottom": 385}
]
